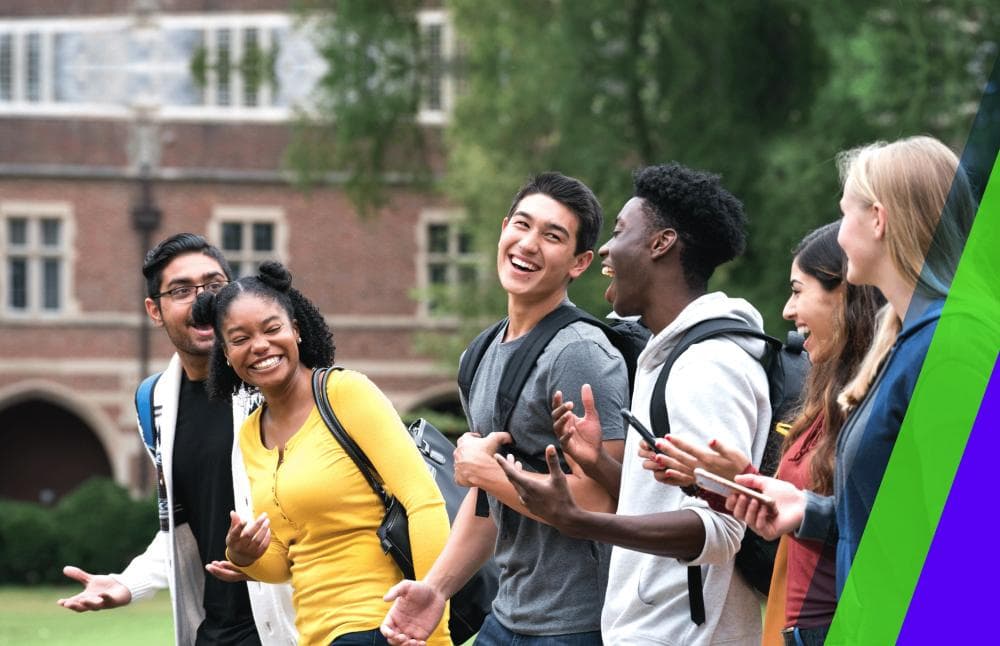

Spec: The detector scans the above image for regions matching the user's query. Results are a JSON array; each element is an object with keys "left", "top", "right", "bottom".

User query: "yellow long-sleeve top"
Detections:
[{"left": 235, "top": 369, "right": 451, "bottom": 646}]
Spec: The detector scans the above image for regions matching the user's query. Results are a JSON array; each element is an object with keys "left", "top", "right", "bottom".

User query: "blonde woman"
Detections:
[{"left": 727, "top": 135, "right": 976, "bottom": 595}]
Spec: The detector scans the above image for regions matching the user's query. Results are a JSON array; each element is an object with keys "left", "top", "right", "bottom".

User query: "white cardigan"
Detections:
[{"left": 113, "top": 354, "right": 297, "bottom": 645}]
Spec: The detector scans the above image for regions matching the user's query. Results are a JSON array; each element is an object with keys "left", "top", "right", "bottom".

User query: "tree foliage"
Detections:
[
  {"left": 287, "top": 0, "right": 434, "bottom": 216},
  {"left": 443, "top": 0, "right": 829, "bottom": 331},
  {"left": 297, "top": 0, "right": 998, "bottom": 339}
]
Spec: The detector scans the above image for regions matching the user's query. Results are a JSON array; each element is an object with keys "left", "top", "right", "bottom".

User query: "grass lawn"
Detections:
[
  {"left": 0, "top": 586, "right": 172, "bottom": 645},
  {"left": 0, "top": 585, "right": 477, "bottom": 645}
]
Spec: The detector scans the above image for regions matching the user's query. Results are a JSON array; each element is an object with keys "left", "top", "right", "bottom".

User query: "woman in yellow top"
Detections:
[{"left": 192, "top": 261, "right": 451, "bottom": 646}]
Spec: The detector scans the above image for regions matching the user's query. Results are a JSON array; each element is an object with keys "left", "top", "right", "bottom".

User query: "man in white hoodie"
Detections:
[
  {"left": 57, "top": 233, "right": 295, "bottom": 645},
  {"left": 498, "top": 163, "right": 770, "bottom": 645}
]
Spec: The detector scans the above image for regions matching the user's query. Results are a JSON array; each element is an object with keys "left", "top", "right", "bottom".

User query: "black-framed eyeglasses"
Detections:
[{"left": 152, "top": 281, "right": 229, "bottom": 303}]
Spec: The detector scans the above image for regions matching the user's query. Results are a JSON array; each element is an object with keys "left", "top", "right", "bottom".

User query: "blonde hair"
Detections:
[{"left": 837, "top": 136, "right": 976, "bottom": 409}]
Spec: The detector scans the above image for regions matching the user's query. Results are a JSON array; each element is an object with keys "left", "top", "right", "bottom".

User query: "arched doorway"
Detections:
[{"left": 0, "top": 399, "right": 112, "bottom": 504}]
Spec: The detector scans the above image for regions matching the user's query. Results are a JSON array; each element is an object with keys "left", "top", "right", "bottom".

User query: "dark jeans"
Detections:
[
  {"left": 474, "top": 613, "right": 603, "bottom": 646},
  {"left": 781, "top": 624, "right": 829, "bottom": 646},
  {"left": 330, "top": 629, "right": 390, "bottom": 646}
]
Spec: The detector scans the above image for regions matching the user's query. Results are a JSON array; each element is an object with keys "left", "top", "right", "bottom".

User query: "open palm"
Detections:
[{"left": 551, "top": 385, "right": 603, "bottom": 469}]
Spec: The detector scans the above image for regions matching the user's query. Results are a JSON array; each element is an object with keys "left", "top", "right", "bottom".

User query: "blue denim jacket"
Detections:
[{"left": 797, "top": 298, "right": 943, "bottom": 595}]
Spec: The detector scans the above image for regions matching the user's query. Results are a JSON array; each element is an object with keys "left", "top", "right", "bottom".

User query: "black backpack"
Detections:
[
  {"left": 455, "top": 306, "right": 806, "bottom": 617},
  {"left": 457, "top": 304, "right": 647, "bottom": 511},
  {"left": 648, "top": 318, "right": 809, "bottom": 623}
]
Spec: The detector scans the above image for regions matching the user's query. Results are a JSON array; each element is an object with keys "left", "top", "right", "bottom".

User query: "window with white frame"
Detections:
[
  {"left": 1, "top": 203, "right": 73, "bottom": 316},
  {"left": 418, "top": 210, "right": 481, "bottom": 315},
  {"left": 0, "top": 27, "right": 54, "bottom": 106},
  {"left": 0, "top": 14, "right": 298, "bottom": 122},
  {"left": 0, "top": 12, "right": 451, "bottom": 123},
  {"left": 417, "top": 10, "right": 455, "bottom": 125},
  {"left": 210, "top": 206, "right": 286, "bottom": 279},
  {"left": 166, "top": 15, "right": 288, "bottom": 120}
]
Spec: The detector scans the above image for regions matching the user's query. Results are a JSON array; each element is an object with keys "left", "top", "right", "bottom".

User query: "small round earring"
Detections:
[
  {"left": 226, "top": 359, "right": 230, "bottom": 366},
  {"left": 297, "top": 337, "right": 302, "bottom": 343}
]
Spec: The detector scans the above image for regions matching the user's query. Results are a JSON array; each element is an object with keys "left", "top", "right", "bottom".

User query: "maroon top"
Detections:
[
  {"left": 776, "top": 417, "right": 838, "bottom": 629},
  {"left": 692, "top": 417, "right": 837, "bottom": 628}
]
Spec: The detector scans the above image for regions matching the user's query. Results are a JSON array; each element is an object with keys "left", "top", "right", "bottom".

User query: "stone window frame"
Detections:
[
  {"left": 208, "top": 205, "right": 288, "bottom": 279},
  {"left": 0, "top": 200, "right": 77, "bottom": 319},
  {"left": 415, "top": 208, "right": 482, "bottom": 318}
]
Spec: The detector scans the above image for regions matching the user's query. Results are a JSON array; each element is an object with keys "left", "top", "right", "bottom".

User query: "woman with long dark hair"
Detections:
[{"left": 729, "top": 135, "right": 976, "bottom": 598}]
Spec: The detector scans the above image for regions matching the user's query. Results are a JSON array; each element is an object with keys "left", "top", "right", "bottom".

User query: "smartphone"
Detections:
[
  {"left": 620, "top": 408, "right": 664, "bottom": 454},
  {"left": 693, "top": 467, "right": 775, "bottom": 508}
]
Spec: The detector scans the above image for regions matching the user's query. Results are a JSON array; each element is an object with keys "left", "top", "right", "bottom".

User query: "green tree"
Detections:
[
  {"left": 444, "top": 0, "right": 826, "bottom": 331},
  {"left": 287, "top": 0, "right": 434, "bottom": 216},
  {"left": 295, "top": 1, "right": 998, "bottom": 340}
]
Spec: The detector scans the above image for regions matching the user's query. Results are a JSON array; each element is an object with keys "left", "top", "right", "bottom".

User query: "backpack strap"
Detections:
[
  {"left": 457, "top": 318, "right": 507, "bottom": 409},
  {"left": 512, "top": 309, "right": 641, "bottom": 410},
  {"left": 648, "top": 319, "right": 780, "bottom": 437},
  {"left": 311, "top": 367, "right": 391, "bottom": 510},
  {"left": 135, "top": 371, "right": 168, "bottom": 531},
  {"left": 493, "top": 304, "right": 637, "bottom": 432},
  {"left": 494, "top": 305, "right": 591, "bottom": 432},
  {"left": 461, "top": 304, "right": 631, "bottom": 516},
  {"left": 461, "top": 308, "right": 579, "bottom": 516},
  {"left": 135, "top": 371, "right": 163, "bottom": 456},
  {"left": 457, "top": 319, "right": 513, "bottom": 518},
  {"left": 462, "top": 305, "right": 638, "bottom": 436},
  {"left": 646, "top": 318, "right": 780, "bottom": 626}
]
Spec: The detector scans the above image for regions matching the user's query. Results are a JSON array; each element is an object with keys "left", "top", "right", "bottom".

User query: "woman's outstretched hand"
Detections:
[
  {"left": 640, "top": 434, "right": 751, "bottom": 487},
  {"left": 726, "top": 474, "right": 805, "bottom": 540}
]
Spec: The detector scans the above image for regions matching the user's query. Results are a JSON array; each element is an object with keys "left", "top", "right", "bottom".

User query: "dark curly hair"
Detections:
[
  {"left": 633, "top": 163, "right": 747, "bottom": 290},
  {"left": 191, "top": 261, "right": 335, "bottom": 400}
]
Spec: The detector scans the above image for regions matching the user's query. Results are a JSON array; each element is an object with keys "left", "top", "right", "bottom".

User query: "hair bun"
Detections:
[
  {"left": 257, "top": 261, "right": 293, "bottom": 292},
  {"left": 191, "top": 291, "right": 217, "bottom": 327}
]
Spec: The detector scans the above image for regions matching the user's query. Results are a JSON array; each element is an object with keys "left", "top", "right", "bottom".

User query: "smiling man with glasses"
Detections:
[{"left": 57, "top": 233, "right": 296, "bottom": 645}]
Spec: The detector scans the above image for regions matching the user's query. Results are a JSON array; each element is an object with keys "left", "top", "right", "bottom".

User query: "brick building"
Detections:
[{"left": 0, "top": 2, "right": 471, "bottom": 503}]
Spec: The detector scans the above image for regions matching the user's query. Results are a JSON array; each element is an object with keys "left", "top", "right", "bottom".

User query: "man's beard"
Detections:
[{"left": 163, "top": 318, "right": 214, "bottom": 358}]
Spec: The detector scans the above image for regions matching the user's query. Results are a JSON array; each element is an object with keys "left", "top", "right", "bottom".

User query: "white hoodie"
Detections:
[{"left": 602, "top": 292, "right": 770, "bottom": 646}]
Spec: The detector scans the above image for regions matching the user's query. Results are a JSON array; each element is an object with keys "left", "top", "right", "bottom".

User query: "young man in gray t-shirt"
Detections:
[{"left": 381, "top": 173, "right": 629, "bottom": 645}]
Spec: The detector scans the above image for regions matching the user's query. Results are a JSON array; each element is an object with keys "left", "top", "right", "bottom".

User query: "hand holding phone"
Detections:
[
  {"left": 693, "top": 467, "right": 775, "bottom": 508},
  {"left": 620, "top": 408, "right": 664, "bottom": 455}
]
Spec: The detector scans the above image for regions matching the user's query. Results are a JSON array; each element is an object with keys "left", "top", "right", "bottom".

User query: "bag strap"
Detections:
[
  {"left": 135, "top": 371, "right": 163, "bottom": 455},
  {"left": 494, "top": 304, "right": 601, "bottom": 432},
  {"left": 649, "top": 319, "right": 780, "bottom": 437},
  {"left": 135, "top": 371, "right": 170, "bottom": 531},
  {"left": 457, "top": 318, "right": 507, "bottom": 409},
  {"left": 646, "top": 318, "right": 779, "bottom": 626},
  {"left": 462, "top": 305, "right": 608, "bottom": 516},
  {"left": 311, "top": 367, "right": 391, "bottom": 511}
]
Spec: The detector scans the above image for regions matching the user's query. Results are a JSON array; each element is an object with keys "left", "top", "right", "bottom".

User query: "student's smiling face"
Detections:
[
  {"left": 837, "top": 189, "right": 882, "bottom": 287},
  {"left": 598, "top": 197, "right": 656, "bottom": 319},
  {"left": 782, "top": 258, "right": 844, "bottom": 363},
  {"left": 145, "top": 252, "right": 229, "bottom": 360},
  {"left": 221, "top": 293, "right": 301, "bottom": 393},
  {"left": 496, "top": 192, "right": 593, "bottom": 303}
]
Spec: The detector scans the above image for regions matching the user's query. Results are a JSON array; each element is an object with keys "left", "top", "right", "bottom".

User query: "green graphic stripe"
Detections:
[{"left": 826, "top": 153, "right": 1000, "bottom": 644}]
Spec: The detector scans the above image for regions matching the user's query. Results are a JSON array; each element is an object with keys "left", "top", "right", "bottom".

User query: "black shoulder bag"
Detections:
[{"left": 311, "top": 367, "right": 497, "bottom": 644}]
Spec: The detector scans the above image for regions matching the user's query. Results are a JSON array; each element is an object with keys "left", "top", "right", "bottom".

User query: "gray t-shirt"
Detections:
[{"left": 465, "top": 319, "right": 630, "bottom": 635}]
